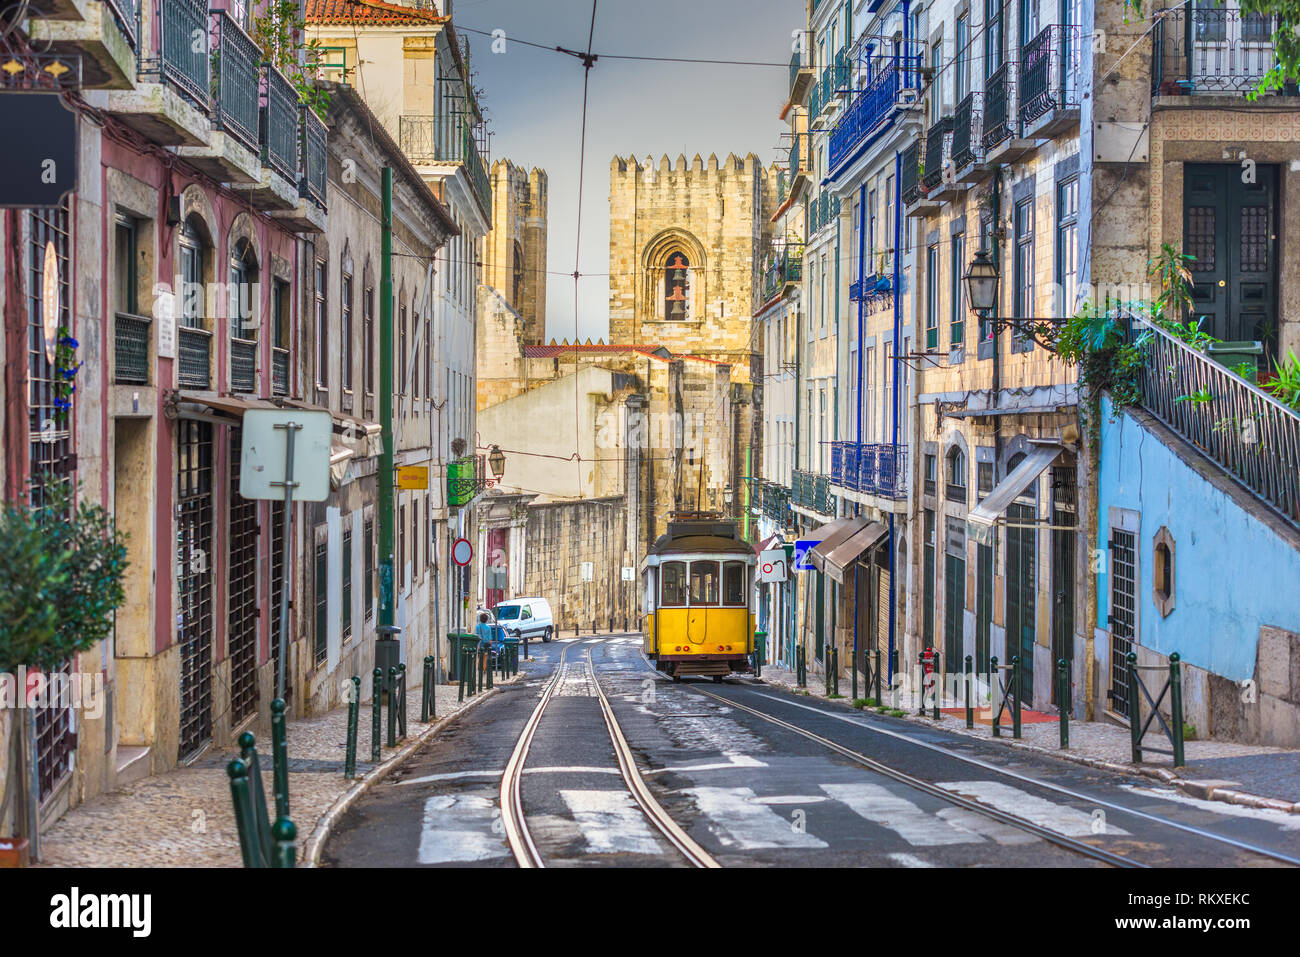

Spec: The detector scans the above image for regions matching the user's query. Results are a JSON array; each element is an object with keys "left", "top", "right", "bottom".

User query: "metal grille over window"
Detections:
[
  {"left": 176, "top": 419, "right": 215, "bottom": 760},
  {"left": 228, "top": 428, "right": 260, "bottom": 725},
  {"left": 1109, "top": 528, "right": 1138, "bottom": 718},
  {"left": 314, "top": 539, "right": 329, "bottom": 665}
]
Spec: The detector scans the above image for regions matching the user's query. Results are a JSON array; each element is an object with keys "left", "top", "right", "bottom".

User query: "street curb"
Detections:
[
  {"left": 301, "top": 674, "right": 523, "bottom": 867},
  {"left": 753, "top": 671, "right": 1300, "bottom": 815}
]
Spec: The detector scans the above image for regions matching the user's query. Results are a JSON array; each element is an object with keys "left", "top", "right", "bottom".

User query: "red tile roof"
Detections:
[
  {"left": 304, "top": 0, "right": 447, "bottom": 26},
  {"left": 523, "top": 344, "right": 672, "bottom": 361}
]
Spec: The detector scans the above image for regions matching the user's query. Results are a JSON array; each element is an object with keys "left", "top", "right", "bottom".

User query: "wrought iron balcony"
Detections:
[
  {"left": 982, "top": 63, "right": 1017, "bottom": 149},
  {"left": 178, "top": 327, "right": 211, "bottom": 389},
  {"left": 1152, "top": 6, "right": 1292, "bottom": 97},
  {"left": 1019, "top": 24, "right": 1082, "bottom": 130},
  {"left": 901, "top": 141, "right": 922, "bottom": 205},
  {"left": 230, "top": 337, "right": 257, "bottom": 393},
  {"left": 399, "top": 116, "right": 493, "bottom": 218},
  {"left": 923, "top": 116, "right": 953, "bottom": 191},
  {"left": 300, "top": 104, "right": 328, "bottom": 208},
  {"left": 790, "top": 134, "right": 804, "bottom": 180},
  {"left": 211, "top": 11, "right": 261, "bottom": 154},
  {"left": 156, "top": 0, "right": 208, "bottom": 107},
  {"left": 830, "top": 442, "right": 909, "bottom": 500},
  {"left": 448, "top": 455, "right": 487, "bottom": 507},
  {"left": 828, "top": 49, "right": 921, "bottom": 172},
  {"left": 760, "top": 480, "right": 793, "bottom": 529},
  {"left": 792, "top": 468, "right": 835, "bottom": 515},
  {"left": 762, "top": 247, "right": 803, "bottom": 301},
  {"left": 951, "top": 92, "right": 984, "bottom": 170},
  {"left": 262, "top": 64, "right": 299, "bottom": 182},
  {"left": 789, "top": 47, "right": 814, "bottom": 105},
  {"left": 272, "top": 347, "right": 289, "bottom": 397},
  {"left": 1133, "top": 313, "right": 1300, "bottom": 527},
  {"left": 114, "top": 313, "right": 151, "bottom": 385},
  {"left": 105, "top": 0, "right": 140, "bottom": 52}
]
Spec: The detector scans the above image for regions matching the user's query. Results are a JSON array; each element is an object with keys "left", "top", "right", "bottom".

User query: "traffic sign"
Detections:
[
  {"left": 451, "top": 537, "right": 473, "bottom": 566},
  {"left": 757, "top": 548, "right": 788, "bottom": 583},
  {"left": 397, "top": 465, "right": 429, "bottom": 490},
  {"left": 792, "top": 539, "right": 820, "bottom": 572}
]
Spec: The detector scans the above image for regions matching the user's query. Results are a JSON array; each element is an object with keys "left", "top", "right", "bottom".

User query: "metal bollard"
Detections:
[
  {"left": 1010, "top": 656, "right": 1022, "bottom": 739},
  {"left": 486, "top": 649, "right": 494, "bottom": 690},
  {"left": 1126, "top": 651, "right": 1142, "bottom": 763},
  {"left": 272, "top": 816, "right": 297, "bottom": 869},
  {"left": 421, "top": 657, "right": 433, "bottom": 722},
  {"left": 238, "top": 732, "right": 272, "bottom": 862},
  {"left": 754, "top": 630, "right": 766, "bottom": 680},
  {"left": 932, "top": 652, "right": 941, "bottom": 720},
  {"left": 874, "top": 648, "right": 882, "bottom": 703},
  {"left": 387, "top": 666, "right": 398, "bottom": 748},
  {"left": 227, "top": 759, "right": 264, "bottom": 868},
  {"left": 991, "top": 656, "right": 1001, "bottom": 737},
  {"left": 917, "top": 652, "right": 926, "bottom": 716},
  {"left": 345, "top": 676, "right": 360, "bottom": 778},
  {"left": 965, "top": 655, "right": 974, "bottom": 729},
  {"left": 371, "top": 668, "right": 382, "bottom": 761},
  {"left": 523, "top": 631, "right": 529, "bottom": 659},
  {"left": 397, "top": 663, "right": 408, "bottom": 739},
  {"left": 1057, "top": 658, "right": 1070, "bottom": 750},
  {"left": 271, "top": 698, "right": 290, "bottom": 820},
  {"left": 1170, "top": 652, "right": 1185, "bottom": 768},
  {"left": 831, "top": 646, "right": 839, "bottom": 697}
]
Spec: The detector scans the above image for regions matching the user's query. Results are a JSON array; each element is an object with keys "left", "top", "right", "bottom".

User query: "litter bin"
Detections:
[
  {"left": 1207, "top": 340, "right": 1263, "bottom": 383},
  {"left": 446, "top": 633, "right": 477, "bottom": 683}
]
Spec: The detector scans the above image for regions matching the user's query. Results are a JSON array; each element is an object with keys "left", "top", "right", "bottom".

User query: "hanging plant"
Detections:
[
  {"left": 252, "top": 0, "right": 332, "bottom": 119},
  {"left": 53, "top": 327, "right": 81, "bottom": 421}
]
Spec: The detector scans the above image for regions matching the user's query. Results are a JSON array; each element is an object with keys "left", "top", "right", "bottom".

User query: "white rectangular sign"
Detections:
[
  {"left": 581, "top": 561, "right": 595, "bottom": 582},
  {"left": 621, "top": 566, "right": 635, "bottom": 581},
  {"left": 757, "top": 548, "right": 789, "bottom": 583},
  {"left": 239, "top": 409, "right": 334, "bottom": 502}
]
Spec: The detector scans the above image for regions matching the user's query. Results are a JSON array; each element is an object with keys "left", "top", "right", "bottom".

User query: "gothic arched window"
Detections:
[
  {"left": 512, "top": 241, "right": 524, "bottom": 307},
  {"left": 664, "top": 251, "right": 690, "bottom": 320}
]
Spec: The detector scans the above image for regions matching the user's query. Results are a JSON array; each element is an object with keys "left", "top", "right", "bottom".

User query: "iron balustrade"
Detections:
[
  {"left": 272, "top": 347, "right": 289, "bottom": 396},
  {"left": 230, "top": 337, "right": 257, "bottom": 393},
  {"left": 1133, "top": 313, "right": 1300, "bottom": 527},
  {"left": 398, "top": 116, "right": 492, "bottom": 217},
  {"left": 901, "top": 141, "right": 922, "bottom": 204},
  {"left": 212, "top": 12, "right": 261, "bottom": 154},
  {"left": 760, "top": 481, "right": 793, "bottom": 528},
  {"left": 1152, "top": 6, "right": 1289, "bottom": 95},
  {"left": 1019, "top": 24, "right": 1082, "bottom": 125},
  {"left": 831, "top": 442, "right": 909, "bottom": 498},
  {"left": 105, "top": 0, "right": 140, "bottom": 52},
  {"left": 300, "top": 104, "right": 328, "bottom": 208},
  {"left": 923, "top": 116, "right": 953, "bottom": 191},
  {"left": 262, "top": 64, "right": 299, "bottom": 181},
  {"left": 114, "top": 312, "right": 151, "bottom": 384},
  {"left": 828, "top": 52, "right": 919, "bottom": 172},
  {"left": 951, "top": 92, "right": 983, "bottom": 169},
  {"left": 178, "top": 327, "right": 211, "bottom": 388},
  {"left": 762, "top": 248, "right": 803, "bottom": 301},
  {"left": 158, "top": 0, "right": 208, "bottom": 107},
  {"left": 982, "top": 63, "right": 1017, "bottom": 149}
]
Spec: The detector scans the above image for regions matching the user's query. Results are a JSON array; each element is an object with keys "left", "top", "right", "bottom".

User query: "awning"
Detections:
[
  {"left": 808, "top": 516, "right": 869, "bottom": 572},
  {"left": 967, "top": 444, "right": 1064, "bottom": 536},
  {"left": 275, "top": 398, "right": 382, "bottom": 457},
  {"left": 754, "top": 534, "right": 783, "bottom": 555},
  {"left": 823, "top": 521, "right": 889, "bottom": 584},
  {"left": 173, "top": 394, "right": 279, "bottom": 421}
]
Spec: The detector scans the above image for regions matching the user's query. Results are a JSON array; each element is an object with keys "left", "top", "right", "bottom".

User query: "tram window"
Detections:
[
  {"left": 689, "top": 561, "right": 720, "bottom": 605},
  {"left": 660, "top": 561, "right": 687, "bottom": 606},
  {"left": 723, "top": 562, "right": 746, "bottom": 606}
]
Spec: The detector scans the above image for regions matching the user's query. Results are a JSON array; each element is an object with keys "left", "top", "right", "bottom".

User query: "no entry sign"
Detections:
[{"left": 451, "top": 537, "right": 473, "bottom": 567}]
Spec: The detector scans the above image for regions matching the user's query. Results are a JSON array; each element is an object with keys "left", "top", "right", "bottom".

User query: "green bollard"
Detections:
[
  {"left": 917, "top": 652, "right": 926, "bottom": 716},
  {"left": 991, "top": 656, "right": 1000, "bottom": 737},
  {"left": 965, "top": 655, "right": 974, "bottom": 729},
  {"left": 1058, "top": 658, "right": 1070, "bottom": 750},
  {"left": 398, "top": 663, "right": 408, "bottom": 739},
  {"left": 371, "top": 668, "right": 382, "bottom": 761},
  {"left": 755, "top": 630, "right": 766, "bottom": 680},
  {"left": 227, "top": 759, "right": 263, "bottom": 868},
  {"left": 487, "top": 648, "right": 494, "bottom": 690},
  {"left": 345, "top": 676, "right": 360, "bottom": 778},
  {"left": 271, "top": 817, "right": 297, "bottom": 869},
  {"left": 457, "top": 648, "right": 466, "bottom": 702},
  {"left": 387, "top": 666, "right": 398, "bottom": 748},
  {"left": 1010, "top": 656, "right": 1022, "bottom": 739},
  {"left": 420, "top": 657, "right": 432, "bottom": 722},
  {"left": 874, "top": 648, "right": 882, "bottom": 703},
  {"left": 270, "top": 698, "right": 290, "bottom": 820},
  {"left": 1170, "top": 653, "right": 1185, "bottom": 768},
  {"left": 832, "top": 646, "right": 839, "bottom": 697},
  {"left": 933, "top": 651, "right": 941, "bottom": 720},
  {"left": 238, "top": 732, "right": 272, "bottom": 862},
  {"left": 1126, "top": 651, "right": 1142, "bottom": 763}
]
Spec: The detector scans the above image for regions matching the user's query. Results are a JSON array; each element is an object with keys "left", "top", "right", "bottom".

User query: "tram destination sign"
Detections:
[{"left": 0, "top": 93, "right": 78, "bottom": 209}]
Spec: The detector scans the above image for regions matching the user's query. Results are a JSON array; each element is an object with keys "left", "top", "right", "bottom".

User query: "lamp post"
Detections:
[
  {"left": 723, "top": 484, "right": 734, "bottom": 518},
  {"left": 964, "top": 245, "right": 1000, "bottom": 327},
  {"left": 488, "top": 444, "right": 506, "bottom": 481}
]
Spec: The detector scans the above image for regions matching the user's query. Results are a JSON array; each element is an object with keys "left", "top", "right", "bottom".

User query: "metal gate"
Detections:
[
  {"left": 1005, "top": 502, "right": 1037, "bottom": 704},
  {"left": 1051, "top": 466, "right": 1077, "bottom": 706},
  {"left": 228, "top": 427, "right": 259, "bottom": 724},
  {"left": 176, "top": 419, "right": 215, "bottom": 759},
  {"left": 1108, "top": 527, "right": 1137, "bottom": 718},
  {"left": 270, "top": 500, "right": 289, "bottom": 700},
  {"left": 975, "top": 542, "right": 993, "bottom": 675}
]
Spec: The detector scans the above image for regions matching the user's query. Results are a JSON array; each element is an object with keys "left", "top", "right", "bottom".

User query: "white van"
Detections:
[{"left": 493, "top": 597, "right": 555, "bottom": 642}]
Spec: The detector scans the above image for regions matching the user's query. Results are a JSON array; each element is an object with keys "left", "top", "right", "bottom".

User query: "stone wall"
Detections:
[{"left": 483, "top": 160, "right": 547, "bottom": 344}]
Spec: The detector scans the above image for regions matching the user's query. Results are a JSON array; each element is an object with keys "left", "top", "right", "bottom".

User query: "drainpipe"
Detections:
[
  {"left": 854, "top": 178, "right": 867, "bottom": 687},
  {"left": 888, "top": 147, "right": 902, "bottom": 685}
]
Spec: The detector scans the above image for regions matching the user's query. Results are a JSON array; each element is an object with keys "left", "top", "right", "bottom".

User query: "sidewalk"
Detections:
[
  {"left": 755, "top": 661, "right": 1300, "bottom": 812},
  {"left": 35, "top": 673, "right": 522, "bottom": 868}
]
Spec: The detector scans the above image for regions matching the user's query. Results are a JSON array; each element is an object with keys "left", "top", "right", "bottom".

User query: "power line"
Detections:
[{"left": 455, "top": 23, "right": 788, "bottom": 68}]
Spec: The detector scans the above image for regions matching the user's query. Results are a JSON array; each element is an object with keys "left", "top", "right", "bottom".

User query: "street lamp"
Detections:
[
  {"left": 964, "top": 246, "right": 1000, "bottom": 316},
  {"left": 488, "top": 444, "right": 506, "bottom": 480}
]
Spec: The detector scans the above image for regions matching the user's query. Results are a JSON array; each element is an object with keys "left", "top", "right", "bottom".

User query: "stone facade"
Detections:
[{"left": 483, "top": 161, "right": 547, "bottom": 345}]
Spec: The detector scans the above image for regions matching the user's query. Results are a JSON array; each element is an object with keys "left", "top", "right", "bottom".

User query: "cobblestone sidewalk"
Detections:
[
  {"left": 35, "top": 677, "right": 518, "bottom": 868},
  {"left": 755, "top": 661, "right": 1300, "bottom": 810}
]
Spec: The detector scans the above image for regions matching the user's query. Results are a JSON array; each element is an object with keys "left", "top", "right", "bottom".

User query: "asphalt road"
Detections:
[{"left": 321, "top": 635, "right": 1300, "bottom": 868}]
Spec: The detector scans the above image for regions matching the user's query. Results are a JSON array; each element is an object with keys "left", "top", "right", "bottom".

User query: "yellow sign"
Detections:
[{"left": 397, "top": 466, "right": 429, "bottom": 490}]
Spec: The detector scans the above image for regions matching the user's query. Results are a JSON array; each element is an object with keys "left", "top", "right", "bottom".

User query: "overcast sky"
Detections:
[{"left": 457, "top": 0, "right": 800, "bottom": 342}]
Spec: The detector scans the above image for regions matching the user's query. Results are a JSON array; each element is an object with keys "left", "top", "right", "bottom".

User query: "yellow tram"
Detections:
[{"left": 641, "top": 518, "right": 756, "bottom": 681}]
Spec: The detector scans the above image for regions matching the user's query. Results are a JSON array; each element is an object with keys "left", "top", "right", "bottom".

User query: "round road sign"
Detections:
[{"left": 451, "top": 537, "right": 474, "bottom": 566}]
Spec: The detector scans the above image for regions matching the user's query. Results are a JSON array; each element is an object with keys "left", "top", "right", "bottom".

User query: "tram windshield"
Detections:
[
  {"left": 723, "top": 561, "right": 746, "bottom": 606},
  {"left": 689, "top": 561, "right": 720, "bottom": 605},
  {"left": 660, "top": 561, "right": 687, "bottom": 606}
]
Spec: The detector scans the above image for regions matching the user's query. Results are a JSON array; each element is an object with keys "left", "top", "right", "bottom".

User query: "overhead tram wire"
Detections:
[{"left": 454, "top": 23, "right": 788, "bottom": 68}]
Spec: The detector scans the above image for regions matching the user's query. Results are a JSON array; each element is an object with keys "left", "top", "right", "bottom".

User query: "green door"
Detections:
[
  {"left": 922, "top": 510, "right": 935, "bottom": 651},
  {"left": 815, "top": 571, "right": 825, "bottom": 659},
  {"left": 976, "top": 542, "right": 993, "bottom": 675},
  {"left": 944, "top": 552, "right": 965, "bottom": 678},
  {"left": 1005, "top": 502, "right": 1036, "bottom": 704},
  {"left": 1050, "top": 465, "right": 1077, "bottom": 706}
]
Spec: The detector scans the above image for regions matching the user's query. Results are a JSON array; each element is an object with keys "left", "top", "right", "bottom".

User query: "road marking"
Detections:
[
  {"left": 821, "top": 782, "right": 983, "bottom": 846},
  {"left": 1120, "top": 785, "right": 1300, "bottom": 830},
  {"left": 398, "top": 769, "right": 501, "bottom": 786},
  {"left": 683, "top": 786, "right": 828, "bottom": 850},
  {"left": 888, "top": 852, "right": 935, "bottom": 868},
  {"left": 936, "top": 781, "right": 1129, "bottom": 837},
  {"left": 559, "top": 789, "right": 665, "bottom": 855},
  {"left": 417, "top": 793, "right": 507, "bottom": 863},
  {"left": 644, "top": 752, "right": 768, "bottom": 776},
  {"left": 525, "top": 766, "right": 622, "bottom": 776},
  {"left": 935, "top": 806, "right": 1040, "bottom": 845}
]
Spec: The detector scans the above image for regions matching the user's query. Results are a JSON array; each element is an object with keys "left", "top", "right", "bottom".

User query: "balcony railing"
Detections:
[
  {"left": 158, "top": 0, "right": 209, "bottom": 106},
  {"left": 1153, "top": 7, "right": 1292, "bottom": 96},
  {"left": 1019, "top": 24, "right": 1082, "bottom": 126},
  {"left": 923, "top": 116, "right": 953, "bottom": 191},
  {"left": 982, "top": 63, "right": 1017, "bottom": 149},
  {"left": 1133, "top": 313, "right": 1300, "bottom": 527},
  {"left": 448, "top": 455, "right": 487, "bottom": 507},
  {"left": 300, "top": 104, "right": 328, "bottom": 208},
  {"left": 901, "top": 141, "right": 922, "bottom": 205},
  {"left": 807, "top": 190, "right": 840, "bottom": 236},
  {"left": 790, "top": 133, "right": 803, "bottom": 179},
  {"left": 230, "top": 338, "right": 257, "bottom": 393},
  {"left": 178, "top": 327, "right": 211, "bottom": 389},
  {"left": 272, "top": 347, "right": 289, "bottom": 396},
  {"left": 398, "top": 116, "right": 492, "bottom": 218},
  {"left": 760, "top": 481, "right": 793, "bottom": 529},
  {"left": 262, "top": 64, "right": 299, "bottom": 181},
  {"left": 828, "top": 50, "right": 921, "bottom": 172},
  {"left": 762, "top": 247, "right": 803, "bottom": 301},
  {"left": 792, "top": 468, "right": 835, "bottom": 515},
  {"left": 951, "top": 92, "right": 984, "bottom": 169},
  {"left": 830, "top": 442, "right": 910, "bottom": 500},
  {"left": 114, "top": 313, "right": 151, "bottom": 385},
  {"left": 211, "top": 12, "right": 261, "bottom": 154},
  {"left": 105, "top": 0, "right": 140, "bottom": 52}
]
